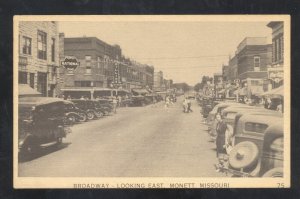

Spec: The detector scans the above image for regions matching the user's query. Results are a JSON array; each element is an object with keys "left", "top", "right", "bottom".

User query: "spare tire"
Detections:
[
  {"left": 229, "top": 141, "right": 259, "bottom": 170},
  {"left": 262, "top": 167, "right": 283, "bottom": 177}
]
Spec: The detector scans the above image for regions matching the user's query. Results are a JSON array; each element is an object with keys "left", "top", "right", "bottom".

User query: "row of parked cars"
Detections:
[
  {"left": 202, "top": 100, "right": 284, "bottom": 177},
  {"left": 18, "top": 97, "right": 114, "bottom": 155}
]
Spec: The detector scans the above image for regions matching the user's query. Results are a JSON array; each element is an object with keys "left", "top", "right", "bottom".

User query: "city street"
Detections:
[{"left": 18, "top": 97, "right": 225, "bottom": 177}]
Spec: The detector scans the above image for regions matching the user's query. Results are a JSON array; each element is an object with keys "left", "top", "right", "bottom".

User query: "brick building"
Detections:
[
  {"left": 59, "top": 35, "right": 121, "bottom": 90},
  {"left": 227, "top": 55, "right": 238, "bottom": 83},
  {"left": 58, "top": 35, "right": 154, "bottom": 93},
  {"left": 236, "top": 37, "right": 272, "bottom": 95},
  {"left": 267, "top": 21, "right": 284, "bottom": 89},
  {"left": 18, "top": 21, "right": 59, "bottom": 97}
]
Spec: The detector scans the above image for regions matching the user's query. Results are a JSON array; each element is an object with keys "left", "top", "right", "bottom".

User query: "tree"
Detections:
[{"left": 194, "top": 76, "right": 213, "bottom": 91}]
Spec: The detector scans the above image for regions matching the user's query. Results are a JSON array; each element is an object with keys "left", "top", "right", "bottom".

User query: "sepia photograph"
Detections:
[{"left": 13, "top": 15, "right": 290, "bottom": 188}]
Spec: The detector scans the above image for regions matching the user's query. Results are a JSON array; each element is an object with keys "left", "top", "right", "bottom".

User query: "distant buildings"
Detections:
[
  {"left": 18, "top": 21, "right": 59, "bottom": 97},
  {"left": 153, "top": 71, "right": 164, "bottom": 91}
]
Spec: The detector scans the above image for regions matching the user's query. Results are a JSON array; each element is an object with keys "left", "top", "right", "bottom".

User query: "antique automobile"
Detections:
[
  {"left": 201, "top": 97, "right": 216, "bottom": 118},
  {"left": 71, "top": 99, "right": 102, "bottom": 120},
  {"left": 18, "top": 97, "right": 70, "bottom": 154},
  {"left": 208, "top": 105, "right": 259, "bottom": 141},
  {"left": 63, "top": 100, "right": 87, "bottom": 123},
  {"left": 92, "top": 100, "right": 111, "bottom": 116},
  {"left": 205, "top": 102, "right": 242, "bottom": 130},
  {"left": 258, "top": 123, "right": 283, "bottom": 177},
  {"left": 216, "top": 113, "right": 283, "bottom": 177},
  {"left": 97, "top": 99, "right": 113, "bottom": 112}
]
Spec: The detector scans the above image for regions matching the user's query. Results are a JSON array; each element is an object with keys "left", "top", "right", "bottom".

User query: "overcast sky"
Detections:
[{"left": 58, "top": 21, "right": 272, "bottom": 85}]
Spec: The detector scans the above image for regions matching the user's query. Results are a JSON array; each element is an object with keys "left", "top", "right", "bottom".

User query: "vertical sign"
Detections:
[{"left": 113, "top": 62, "right": 122, "bottom": 85}]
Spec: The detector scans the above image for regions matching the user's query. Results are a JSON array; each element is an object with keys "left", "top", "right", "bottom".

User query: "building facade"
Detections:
[
  {"left": 153, "top": 71, "right": 164, "bottom": 91},
  {"left": 267, "top": 21, "right": 284, "bottom": 89},
  {"left": 236, "top": 37, "right": 272, "bottom": 95},
  {"left": 18, "top": 21, "right": 59, "bottom": 97},
  {"left": 58, "top": 36, "right": 154, "bottom": 91}
]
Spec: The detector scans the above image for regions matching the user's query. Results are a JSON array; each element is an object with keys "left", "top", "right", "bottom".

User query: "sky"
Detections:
[{"left": 58, "top": 21, "right": 272, "bottom": 85}]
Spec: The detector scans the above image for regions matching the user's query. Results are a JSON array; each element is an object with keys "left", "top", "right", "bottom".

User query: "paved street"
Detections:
[{"left": 19, "top": 97, "right": 225, "bottom": 177}]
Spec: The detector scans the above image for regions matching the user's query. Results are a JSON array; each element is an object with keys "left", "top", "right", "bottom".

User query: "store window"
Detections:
[
  {"left": 30, "top": 73, "right": 35, "bottom": 88},
  {"left": 75, "top": 81, "right": 92, "bottom": 87},
  {"left": 19, "top": 71, "right": 27, "bottom": 84},
  {"left": 22, "top": 36, "right": 31, "bottom": 55},
  {"left": 37, "top": 31, "right": 47, "bottom": 60},
  {"left": 51, "top": 38, "right": 55, "bottom": 62}
]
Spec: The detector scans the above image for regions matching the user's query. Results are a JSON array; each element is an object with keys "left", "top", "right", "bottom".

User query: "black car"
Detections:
[
  {"left": 18, "top": 97, "right": 70, "bottom": 154},
  {"left": 71, "top": 100, "right": 103, "bottom": 120},
  {"left": 63, "top": 101, "right": 87, "bottom": 123}
]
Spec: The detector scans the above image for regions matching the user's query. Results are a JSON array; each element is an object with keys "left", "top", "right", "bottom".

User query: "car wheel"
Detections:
[
  {"left": 229, "top": 141, "right": 259, "bottom": 170},
  {"left": 95, "top": 111, "right": 103, "bottom": 118},
  {"left": 67, "top": 115, "right": 76, "bottom": 124},
  {"left": 262, "top": 167, "right": 283, "bottom": 177},
  {"left": 77, "top": 113, "right": 87, "bottom": 122},
  {"left": 86, "top": 111, "right": 95, "bottom": 120}
]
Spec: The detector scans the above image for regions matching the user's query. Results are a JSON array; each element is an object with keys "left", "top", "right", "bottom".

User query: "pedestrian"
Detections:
[
  {"left": 118, "top": 95, "right": 122, "bottom": 107},
  {"left": 187, "top": 98, "right": 192, "bottom": 112},
  {"left": 276, "top": 99, "right": 283, "bottom": 113},
  {"left": 165, "top": 95, "right": 170, "bottom": 109},
  {"left": 182, "top": 98, "right": 188, "bottom": 113},
  {"left": 112, "top": 96, "right": 118, "bottom": 114},
  {"left": 215, "top": 113, "right": 228, "bottom": 171}
]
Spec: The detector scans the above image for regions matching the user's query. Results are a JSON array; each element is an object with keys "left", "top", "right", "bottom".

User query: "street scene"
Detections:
[{"left": 16, "top": 17, "right": 287, "bottom": 181}]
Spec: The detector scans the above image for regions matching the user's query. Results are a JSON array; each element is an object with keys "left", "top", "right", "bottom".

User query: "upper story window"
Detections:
[
  {"left": 272, "top": 34, "right": 284, "bottom": 64},
  {"left": 22, "top": 36, "right": 31, "bottom": 55},
  {"left": 254, "top": 56, "right": 260, "bottom": 71},
  {"left": 51, "top": 38, "right": 55, "bottom": 62},
  {"left": 37, "top": 31, "right": 47, "bottom": 60}
]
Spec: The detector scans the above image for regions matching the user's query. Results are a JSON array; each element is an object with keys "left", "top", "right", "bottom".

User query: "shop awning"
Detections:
[
  {"left": 261, "top": 85, "right": 283, "bottom": 97},
  {"left": 132, "top": 89, "right": 149, "bottom": 95},
  {"left": 18, "top": 84, "right": 42, "bottom": 97}
]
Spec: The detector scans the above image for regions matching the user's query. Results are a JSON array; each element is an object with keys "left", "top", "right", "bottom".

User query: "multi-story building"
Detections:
[
  {"left": 227, "top": 55, "right": 238, "bottom": 83},
  {"left": 236, "top": 37, "right": 272, "bottom": 95},
  {"left": 18, "top": 21, "right": 59, "bottom": 97},
  {"left": 58, "top": 35, "right": 154, "bottom": 96},
  {"left": 153, "top": 71, "right": 164, "bottom": 91},
  {"left": 59, "top": 35, "right": 122, "bottom": 90},
  {"left": 267, "top": 21, "right": 284, "bottom": 89}
]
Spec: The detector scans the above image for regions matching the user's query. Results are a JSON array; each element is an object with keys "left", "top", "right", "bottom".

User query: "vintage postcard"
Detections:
[{"left": 13, "top": 15, "right": 290, "bottom": 188}]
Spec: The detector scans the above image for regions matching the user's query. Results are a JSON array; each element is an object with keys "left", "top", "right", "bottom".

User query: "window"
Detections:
[
  {"left": 250, "top": 80, "right": 261, "bottom": 86},
  {"left": 19, "top": 71, "right": 27, "bottom": 84},
  {"left": 245, "top": 122, "right": 268, "bottom": 134},
  {"left": 75, "top": 81, "right": 92, "bottom": 87},
  {"left": 51, "top": 38, "right": 55, "bottom": 61},
  {"left": 273, "top": 35, "right": 284, "bottom": 63},
  {"left": 37, "top": 31, "right": 47, "bottom": 60},
  {"left": 254, "top": 56, "right": 260, "bottom": 70},
  {"left": 22, "top": 36, "right": 31, "bottom": 55},
  {"left": 86, "top": 66, "right": 92, "bottom": 74}
]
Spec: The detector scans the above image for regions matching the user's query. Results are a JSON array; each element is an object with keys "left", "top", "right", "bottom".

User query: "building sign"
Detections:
[
  {"left": 61, "top": 57, "right": 80, "bottom": 71},
  {"left": 268, "top": 68, "right": 283, "bottom": 83},
  {"left": 113, "top": 63, "right": 122, "bottom": 86}
]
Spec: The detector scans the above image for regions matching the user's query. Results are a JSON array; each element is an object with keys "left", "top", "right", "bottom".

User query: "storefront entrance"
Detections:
[{"left": 37, "top": 72, "right": 47, "bottom": 96}]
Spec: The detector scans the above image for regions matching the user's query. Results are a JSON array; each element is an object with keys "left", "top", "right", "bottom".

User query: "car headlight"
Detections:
[{"left": 270, "top": 137, "right": 283, "bottom": 152}]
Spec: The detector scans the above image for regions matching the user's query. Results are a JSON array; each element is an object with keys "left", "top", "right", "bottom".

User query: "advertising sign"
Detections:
[{"left": 61, "top": 56, "right": 80, "bottom": 71}]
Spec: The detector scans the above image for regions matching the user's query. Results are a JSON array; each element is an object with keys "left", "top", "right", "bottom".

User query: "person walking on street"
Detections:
[
  {"left": 112, "top": 96, "right": 118, "bottom": 114},
  {"left": 182, "top": 97, "right": 188, "bottom": 113},
  {"left": 215, "top": 113, "right": 228, "bottom": 171},
  {"left": 187, "top": 98, "right": 193, "bottom": 112}
]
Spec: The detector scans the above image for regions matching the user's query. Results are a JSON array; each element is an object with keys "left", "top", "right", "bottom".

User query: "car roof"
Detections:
[
  {"left": 222, "top": 105, "right": 264, "bottom": 113},
  {"left": 238, "top": 113, "right": 283, "bottom": 125},
  {"left": 19, "top": 97, "right": 66, "bottom": 106}
]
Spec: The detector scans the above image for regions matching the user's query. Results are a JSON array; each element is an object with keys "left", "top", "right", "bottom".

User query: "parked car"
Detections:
[
  {"left": 217, "top": 113, "right": 283, "bottom": 177},
  {"left": 63, "top": 101, "right": 87, "bottom": 123},
  {"left": 18, "top": 97, "right": 70, "bottom": 154},
  {"left": 92, "top": 100, "right": 112, "bottom": 116},
  {"left": 201, "top": 97, "right": 216, "bottom": 118},
  {"left": 258, "top": 123, "right": 283, "bottom": 177},
  {"left": 131, "top": 95, "right": 148, "bottom": 106},
  {"left": 97, "top": 99, "right": 113, "bottom": 112},
  {"left": 71, "top": 99, "right": 102, "bottom": 120}
]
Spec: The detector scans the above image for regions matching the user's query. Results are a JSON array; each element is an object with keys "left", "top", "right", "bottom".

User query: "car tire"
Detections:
[
  {"left": 95, "top": 111, "right": 103, "bottom": 118},
  {"left": 262, "top": 167, "right": 283, "bottom": 177},
  {"left": 77, "top": 113, "right": 87, "bottom": 122},
  {"left": 229, "top": 141, "right": 259, "bottom": 170},
  {"left": 86, "top": 111, "right": 95, "bottom": 120},
  {"left": 67, "top": 115, "right": 76, "bottom": 124}
]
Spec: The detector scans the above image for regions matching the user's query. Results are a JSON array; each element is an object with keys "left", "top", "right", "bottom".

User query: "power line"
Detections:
[{"left": 134, "top": 55, "right": 229, "bottom": 60}]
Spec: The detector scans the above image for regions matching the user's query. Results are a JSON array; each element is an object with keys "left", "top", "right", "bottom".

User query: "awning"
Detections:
[
  {"left": 132, "top": 89, "right": 149, "bottom": 95},
  {"left": 261, "top": 85, "right": 283, "bottom": 97},
  {"left": 18, "top": 84, "right": 42, "bottom": 97}
]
